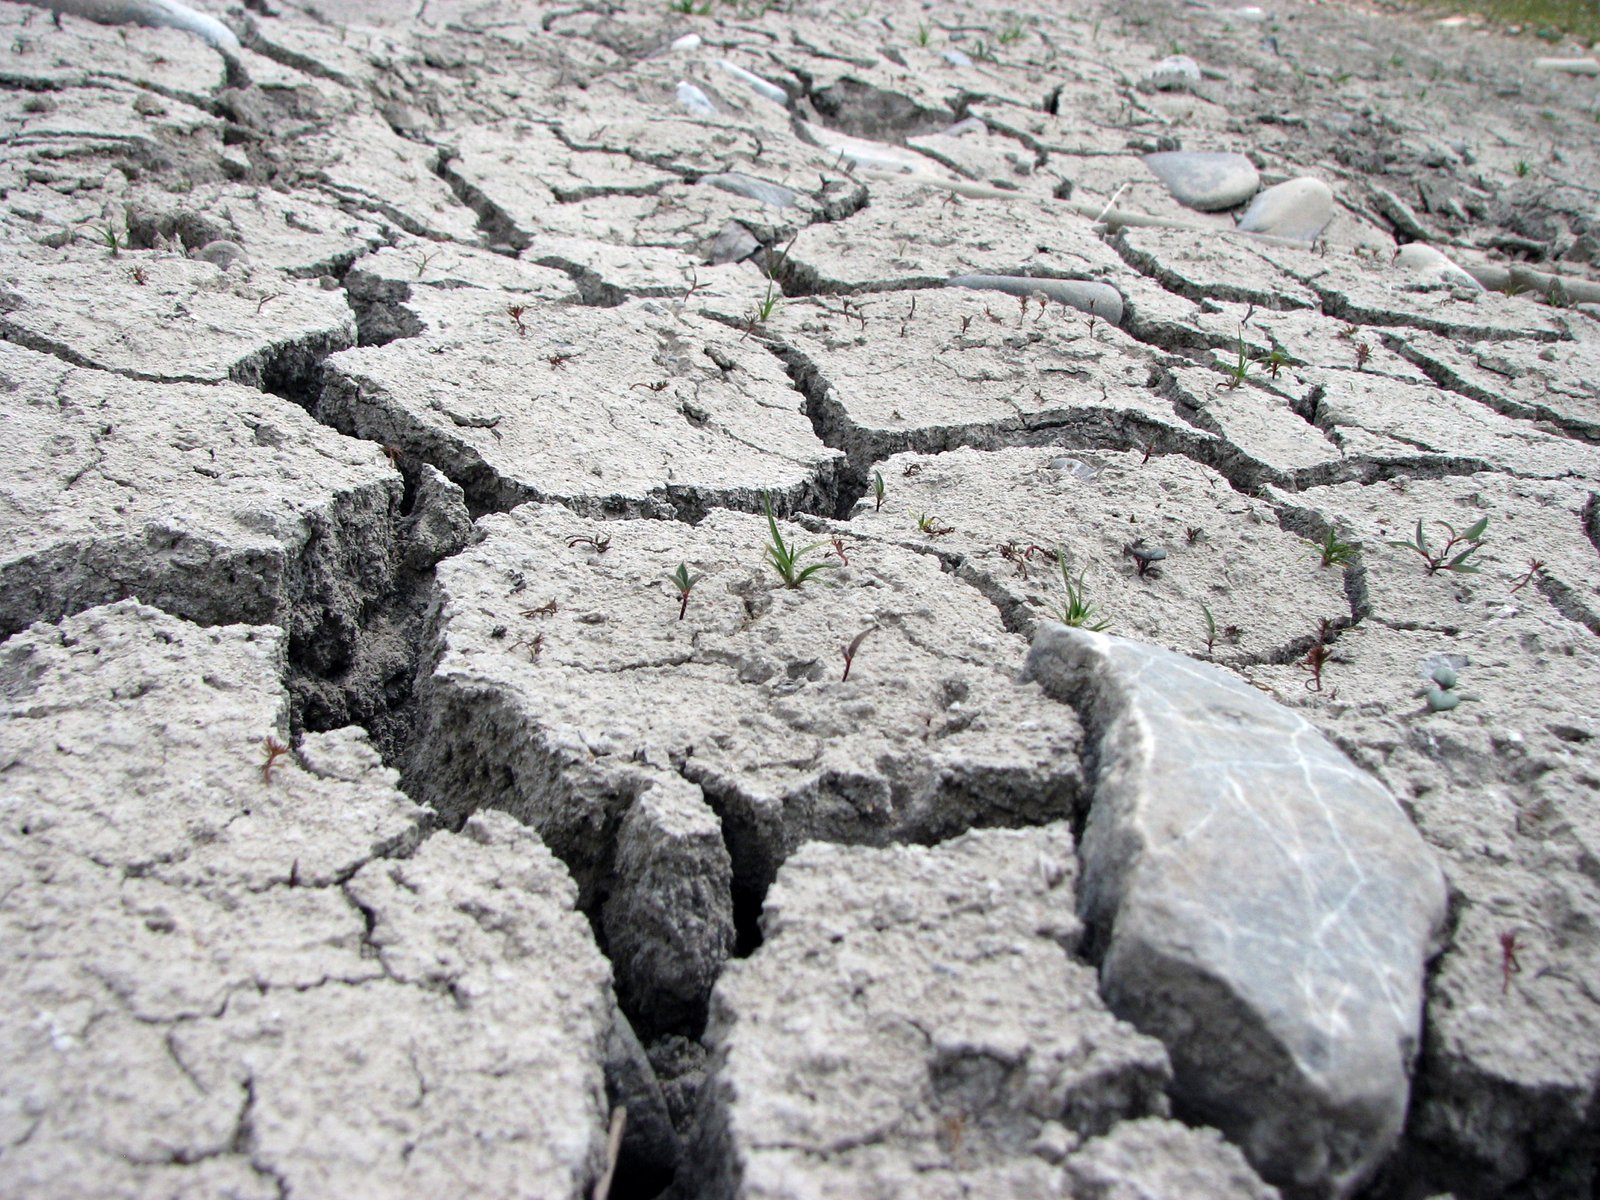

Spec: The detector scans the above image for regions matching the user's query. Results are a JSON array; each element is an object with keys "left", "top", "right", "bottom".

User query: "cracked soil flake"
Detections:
[
  {"left": 320, "top": 298, "right": 839, "bottom": 517},
  {"left": 409, "top": 504, "right": 1087, "bottom": 897}
]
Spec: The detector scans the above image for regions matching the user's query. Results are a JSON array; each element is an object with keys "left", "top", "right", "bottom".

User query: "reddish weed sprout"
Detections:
[
  {"left": 841, "top": 627, "right": 877, "bottom": 682},
  {"left": 1500, "top": 930, "right": 1522, "bottom": 993},
  {"left": 261, "top": 737, "right": 291, "bottom": 785}
]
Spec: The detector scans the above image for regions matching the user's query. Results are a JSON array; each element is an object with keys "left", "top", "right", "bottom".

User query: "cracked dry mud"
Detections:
[{"left": 0, "top": 0, "right": 1596, "bottom": 1196}]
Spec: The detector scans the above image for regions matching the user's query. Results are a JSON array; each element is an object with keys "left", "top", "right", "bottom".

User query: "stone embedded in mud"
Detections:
[
  {"left": 1142, "top": 151, "right": 1261, "bottom": 212},
  {"left": 1142, "top": 54, "right": 1202, "bottom": 92},
  {"left": 690, "top": 828, "right": 1181, "bottom": 1200},
  {"left": 1393, "top": 243, "right": 1483, "bottom": 290},
  {"left": 1237, "top": 178, "right": 1336, "bottom": 243},
  {"left": 946, "top": 273, "right": 1126, "bottom": 325},
  {"left": 1024, "top": 624, "right": 1448, "bottom": 1199}
]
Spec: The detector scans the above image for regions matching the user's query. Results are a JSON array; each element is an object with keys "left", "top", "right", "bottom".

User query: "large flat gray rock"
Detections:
[
  {"left": 0, "top": 601, "right": 612, "bottom": 1199},
  {"left": 1024, "top": 624, "right": 1449, "bottom": 1198},
  {"left": 1142, "top": 151, "right": 1261, "bottom": 212}
]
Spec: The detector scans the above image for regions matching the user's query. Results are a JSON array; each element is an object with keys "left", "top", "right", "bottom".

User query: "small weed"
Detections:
[
  {"left": 1500, "top": 930, "right": 1522, "bottom": 994},
  {"left": 1387, "top": 517, "right": 1489, "bottom": 574},
  {"left": 1219, "top": 334, "right": 1251, "bottom": 389},
  {"left": 762, "top": 491, "right": 835, "bottom": 588},
  {"left": 915, "top": 21, "right": 932, "bottom": 45},
  {"left": 261, "top": 736, "right": 291, "bottom": 785},
  {"left": 830, "top": 535, "right": 849, "bottom": 566},
  {"left": 1185, "top": 526, "right": 1204, "bottom": 545},
  {"left": 414, "top": 248, "right": 442, "bottom": 277},
  {"left": 84, "top": 222, "right": 121, "bottom": 257},
  {"left": 1258, "top": 349, "right": 1290, "bottom": 379},
  {"left": 667, "top": 0, "right": 711, "bottom": 13},
  {"left": 1140, "top": 442, "right": 1154, "bottom": 464},
  {"left": 1509, "top": 557, "right": 1545, "bottom": 593},
  {"left": 915, "top": 512, "right": 955, "bottom": 537},
  {"left": 548, "top": 352, "right": 578, "bottom": 370},
  {"left": 872, "top": 470, "right": 886, "bottom": 512},
  {"left": 1354, "top": 340, "right": 1372, "bottom": 370},
  {"left": 997, "top": 20, "right": 1026, "bottom": 44},
  {"left": 129, "top": 265, "right": 148, "bottom": 286},
  {"left": 507, "top": 304, "right": 528, "bottom": 336},
  {"left": 1300, "top": 637, "right": 1333, "bottom": 692},
  {"left": 668, "top": 562, "right": 703, "bottom": 620},
  {"left": 1515, "top": 159, "right": 1530, "bottom": 177},
  {"left": 999, "top": 541, "right": 1057, "bottom": 576},
  {"left": 1048, "top": 557, "right": 1111, "bottom": 630},
  {"left": 840, "top": 626, "right": 876, "bottom": 681},
  {"left": 567, "top": 533, "right": 612, "bottom": 554},
  {"left": 522, "top": 599, "right": 558, "bottom": 618},
  {"left": 1201, "top": 602, "right": 1217, "bottom": 654},
  {"left": 1312, "top": 527, "right": 1358, "bottom": 567},
  {"left": 1122, "top": 538, "right": 1166, "bottom": 579},
  {"left": 632, "top": 380, "right": 671, "bottom": 393}
]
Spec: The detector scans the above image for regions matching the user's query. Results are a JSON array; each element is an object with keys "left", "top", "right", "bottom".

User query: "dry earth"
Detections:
[{"left": 1, "top": 0, "right": 1597, "bottom": 1197}]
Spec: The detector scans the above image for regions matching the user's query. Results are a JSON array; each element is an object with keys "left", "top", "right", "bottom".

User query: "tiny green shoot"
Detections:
[
  {"left": 872, "top": 470, "right": 885, "bottom": 512},
  {"left": 762, "top": 492, "right": 835, "bottom": 588},
  {"left": 1387, "top": 517, "right": 1489, "bottom": 574},
  {"left": 1312, "top": 528, "right": 1357, "bottom": 568},
  {"left": 669, "top": 562, "right": 703, "bottom": 620},
  {"left": 1048, "top": 555, "right": 1111, "bottom": 630},
  {"left": 1201, "top": 602, "right": 1217, "bottom": 653}
]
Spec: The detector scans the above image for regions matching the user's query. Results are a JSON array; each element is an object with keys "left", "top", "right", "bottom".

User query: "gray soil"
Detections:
[{"left": 1, "top": 0, "right": 1597, "bottom": 1196}]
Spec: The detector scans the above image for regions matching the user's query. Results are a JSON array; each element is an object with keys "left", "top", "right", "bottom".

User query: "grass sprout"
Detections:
[{"left": 762, "top": 491, "right": 835, "bottom": 588}]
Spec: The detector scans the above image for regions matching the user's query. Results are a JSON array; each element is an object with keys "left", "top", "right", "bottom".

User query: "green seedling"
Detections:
[
  {"left": 914, "top": 21, "right": 932, "bottom": 45},
  {"left": 1387, "top": 517, "right": 1489, "bottom": 574},
  {"left": 872, "top": 470, "right": 885, "bottom": 512},
  {"left": 762, "top": 491, "right": 835, "bottom": 588},
  {"left": 1515, "top": 159, "right": 1530, "bottom": 177},
  {"left": 1049, "top": 557, "right": 1111, "bottom": 630},
  {"left": 1219, "top": 325, "right": 1251, "bottom": 390},
  {"left": 1258, "top": 349, "right": 1290, "bottom": 380},
  {"left": 567, "top": 532, "right": 612, "bottom": 554},
  {"left": 841, "top": 626, "right": 876, "bottom": 681},
  {"left": 997, "top": 20, "right": 1026, "bottom": 43},
  {"left": 1312, "top": 527, "right": 1357, "bottom": 568},
  {"left": 668, "top": 563, "right": 703, "bottom": 620},
  {"left": 915, "top": 512, "right": 954, "bottom": 537},
  {"left": 84, "top": 222, "right": 122, "bottom": 257},
  {"left": 1201, "top": 602, "right": 1217, "bottom": 653}
]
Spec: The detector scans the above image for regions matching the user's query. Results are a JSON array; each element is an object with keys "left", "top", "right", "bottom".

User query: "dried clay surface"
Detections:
[{"left": 1, "top": 0, "right": 1597, "bottom": 1196}]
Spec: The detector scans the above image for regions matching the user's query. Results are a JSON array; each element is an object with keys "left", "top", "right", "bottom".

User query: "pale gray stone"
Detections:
[
  {"left": 1024, "top": 624, "right": 1448, "bottom": 1198},
  {"left": 690, "top": 828, "right": 1174, "bottom": 1200},
  {"left": 1142, "top": 54, "right": 1201, "bottom": 92},
  {"left": 25, "top": 0, "right": 240, "bottom": 50},
  {"left": 946, "top": 273, "right": 1126, "bottom": 325},
  {"left": 1142, "top": 151, "right": 1260, "bottom": 212},
  {"left": 1237, "top": 178, "right": 1336, "bottom": 243},
  {"left": 702, "top": 172, "right": 801, "bottom": 209}
]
